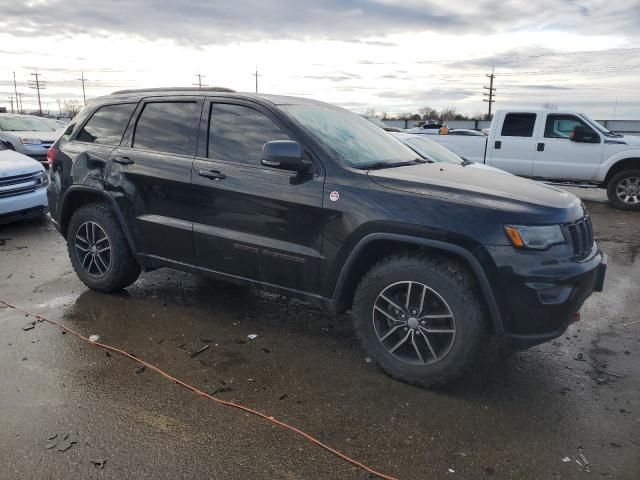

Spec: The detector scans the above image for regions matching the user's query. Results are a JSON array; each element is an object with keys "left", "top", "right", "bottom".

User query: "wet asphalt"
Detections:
[{"left": 0, "top": 188, "right": 638, "bottom": 480}]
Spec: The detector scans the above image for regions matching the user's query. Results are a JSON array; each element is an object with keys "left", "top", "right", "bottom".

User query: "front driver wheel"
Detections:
[
  {"left": 67, "top": 203, "right": 141, "bottom": 292},
  {"left": 352, "top": 254, "right": 489, "bottom": 387}
]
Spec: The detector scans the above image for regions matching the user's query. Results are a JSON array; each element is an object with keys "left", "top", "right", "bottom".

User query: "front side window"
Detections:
[
  {"left": 282, "top": 105, "right": 417, "bottom": 168},
  {"left": 544, "top": 114, "right": 595, "bottom": 139},
  {"left": 76, "top": 103, "right": 136, "bottom": 145},
  {"left": 133, "top": 102, "right": 199, "bottom": 156},
  {"left": 501, "top": 113, "right": 536, "bottom": 137},
  {"left": 208, "top": 103, "right": 290, "bottom": 165}
]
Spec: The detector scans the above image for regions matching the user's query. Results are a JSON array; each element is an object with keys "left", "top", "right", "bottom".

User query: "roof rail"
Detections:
[{"left": 110, "top": 86, "right": 236, "bottom": 95}]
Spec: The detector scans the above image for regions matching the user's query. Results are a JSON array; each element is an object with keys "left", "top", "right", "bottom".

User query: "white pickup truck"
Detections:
[{"left": 429, "top": 109, "right": 640, "bottom": 210}]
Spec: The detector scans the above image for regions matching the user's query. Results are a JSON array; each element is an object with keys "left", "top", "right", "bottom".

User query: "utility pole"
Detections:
[
  {"left": 13, "top": 71, "right": 19, "bottom": 113},
  {"left": 17, "top": 93, "right": 24, "bottom": 114},
  {"left": 28, "top": 71, "right": 45, "bottom": 115},
  {"left": 8, "top": 96, "right": 15, "bottom": 113},
  {"left": 56, "top": 99, "right": 62, "bottom": 116},
  {"left": 193, "top": 73, "right": 207, "bottom": 88},
  {"left": 483, "top": 67, "right": 496, "bottom": 119},
  {"left": 252, "top": 66, "right": 260, "bottom": 93},
  {"left": 77, "top": 72, "right": 87, "bottom": 105}
]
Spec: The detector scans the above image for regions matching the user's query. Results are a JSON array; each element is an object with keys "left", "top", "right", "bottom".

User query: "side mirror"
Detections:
[
  {"left": 570, "top": 125, "right": 599, "bottom": 143},
  {"left": 261, "top": 140, "right": 310, "bottom": 172}
]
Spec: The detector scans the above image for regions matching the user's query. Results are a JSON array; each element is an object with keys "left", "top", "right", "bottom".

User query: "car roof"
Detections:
[{"left": 100, "top": 88, "right": 328, "bottom": 108}]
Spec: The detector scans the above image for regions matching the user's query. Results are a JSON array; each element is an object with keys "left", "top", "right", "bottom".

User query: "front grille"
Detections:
[
  {"left": 0, "top": 171, "right": 42, "bottom": 198},
  {"left": 564, "top": 216, "right": 594, "bottom": 258}
]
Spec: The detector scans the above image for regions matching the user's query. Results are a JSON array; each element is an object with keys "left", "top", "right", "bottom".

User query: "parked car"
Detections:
[
  {"left": 449, "top": 129, "right": 485, "bottom": 136},
  {"left": 391, "top": 132, "right": 509, "bottom": 174},
  {"left": 47, "top": 89, "right": 606, "bottom": 387},
  {"left": 0, "top": 114, "right": 62, "bottom": 166},
  {"left": 429, "top": 109, "right": 640, "bottom": 210},
  {"left": 405, "top": 122, "right": 445, "bottom": 134},
  {"left": 0, "top": 141, "right": 49, "bottom": 224}
]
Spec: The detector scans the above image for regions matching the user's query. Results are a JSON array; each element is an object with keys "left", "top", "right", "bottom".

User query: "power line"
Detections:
[
  {"left": 28, "top": 71, "right": 45, "bottom": 115},
  {"left": 193, "top": 73, "right": 207, "bottom": 88},
  {"left": 483, "top": 67, "right": 496, "bottom": 118}
]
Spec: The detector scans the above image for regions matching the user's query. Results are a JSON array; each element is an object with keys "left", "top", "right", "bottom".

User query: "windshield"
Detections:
[
  {"left": 282, "top": 105, "right": 418, "bottom": 168},
  {"left": 0, "top": 115, "right": 58, "bottom": 132},
  {"left": 579, "top": 113, "right": 617, "bottom": 137},
  {"left": 400, "top": 135, "right": 465, "bottom": 165}
]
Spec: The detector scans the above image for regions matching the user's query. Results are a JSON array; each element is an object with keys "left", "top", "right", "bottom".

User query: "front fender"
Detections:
[
  {"left": 596, "top": 149, "right": 640, "bottom": 182},
  {"left": 331, "top": 232, "right": 504, "bottom": 333}
]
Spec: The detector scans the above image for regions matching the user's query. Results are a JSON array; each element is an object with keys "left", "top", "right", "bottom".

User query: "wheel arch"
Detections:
[
  {"left": 59, "top": 186, "right": 136, "bottom": 254},
  {"left": 602, "top": 156, "right": 640, "bottom": 187},
  {"left": 332, "top": 233, "right": 504, "bottom": 333}
]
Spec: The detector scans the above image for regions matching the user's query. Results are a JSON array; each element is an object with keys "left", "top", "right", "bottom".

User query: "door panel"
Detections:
[
  {"left": 104, "top": 98, "right": 202, "bottom": 263},
  {"left": 192, "top": 100, "right": 325, "bottom": 292},
  {"left": 487, "top": 112, "right": 539, "bottom": 176},
  {"left": 533, "top": 113, "right": 604, "bottom": 180},
  {"left": 192, "top": 158, "right": 325, "bottom": 292}
]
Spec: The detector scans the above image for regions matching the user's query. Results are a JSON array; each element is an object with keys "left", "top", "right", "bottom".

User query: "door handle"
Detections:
[
  {"left": 537, "top": 142, "right": 545, "bottom": 152},
  {"left": 198, "top": 169, "right": 226, "bottom": 180},
  {"left": 494, "top": 140, "right": 502, "bottom": 149},
  {"left": 112, "top": 155, "right": 134, "bottom": 165}
]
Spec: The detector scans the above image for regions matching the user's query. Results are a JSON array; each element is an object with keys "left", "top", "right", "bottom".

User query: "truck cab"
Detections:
[{"left": 430, "top": 109, "right": 640, "bottom": 210}]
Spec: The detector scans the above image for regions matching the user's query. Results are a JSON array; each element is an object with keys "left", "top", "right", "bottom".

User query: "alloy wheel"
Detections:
[
  {"left": 75, "top": 221, "right": 112, "bottom": 277},
  {"left": 615, "top": 176, "right": 640, "bottom": 205},
  {"left": 372, "top": 281, "right": 456, "bottom": 366}
]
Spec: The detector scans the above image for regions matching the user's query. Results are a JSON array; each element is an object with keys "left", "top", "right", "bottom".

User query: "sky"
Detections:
[{"left": 1, "top": 0, "right": 639, "bottom": 118}]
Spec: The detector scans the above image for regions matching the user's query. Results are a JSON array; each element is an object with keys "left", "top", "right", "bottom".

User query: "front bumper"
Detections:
[
  {"left": 0, "top": 187, "right": 49, "bottom": 224},
  {"left": 481, "top": 245, "right": 606, "bottom": 349}
]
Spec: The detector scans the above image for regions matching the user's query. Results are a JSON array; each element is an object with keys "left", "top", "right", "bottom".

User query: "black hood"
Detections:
[{"left": 368, "top": 163, "right": 584, "bottom": 220}]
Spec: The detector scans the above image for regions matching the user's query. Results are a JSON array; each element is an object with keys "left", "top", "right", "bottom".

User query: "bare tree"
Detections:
[
  {"left": 438, "top": 106, "right": 459, "bottom": 122},
  {"left": 62, "top": 99, "right": 83, "bottom": 117},
  {"left": 363, "top": 108, "right": 377, "bottom": 118},
  {"left": 419, "top": 106, "right": 439, "bottom": 121}
]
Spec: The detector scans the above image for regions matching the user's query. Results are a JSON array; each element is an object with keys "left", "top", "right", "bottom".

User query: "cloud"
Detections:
[{"left": 2, "top": 0, "right": 637, "bottom": 46}]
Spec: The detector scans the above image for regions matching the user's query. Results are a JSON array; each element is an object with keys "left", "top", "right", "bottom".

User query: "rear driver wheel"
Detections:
[{"left": 67, "top": 204, "right": 140, "bottom": 292}]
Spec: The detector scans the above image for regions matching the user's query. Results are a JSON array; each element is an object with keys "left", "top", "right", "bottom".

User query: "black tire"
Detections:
[
  {"left": 67, "top": 203, "right": 140, "bottom": 292},
  {"left": 352, "top": 253, "right": 489, "bottom": 388},
  {"left": 607, "top": 169, "right": 640, "bottom": 211}
]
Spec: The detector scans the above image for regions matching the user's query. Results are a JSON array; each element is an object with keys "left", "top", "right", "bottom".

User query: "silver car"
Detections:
[{"left": 0, "top": 114, "right": 63, "bottom": 166}]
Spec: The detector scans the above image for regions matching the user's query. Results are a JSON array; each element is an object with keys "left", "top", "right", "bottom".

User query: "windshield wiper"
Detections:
[{"left": 360, "top": 158, "right": 428, "bottom": 170}]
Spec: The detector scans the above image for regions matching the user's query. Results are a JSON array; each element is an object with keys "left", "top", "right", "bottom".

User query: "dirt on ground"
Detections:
[{"left": 0, "top": 189, "right": 638, "bottom": 479}]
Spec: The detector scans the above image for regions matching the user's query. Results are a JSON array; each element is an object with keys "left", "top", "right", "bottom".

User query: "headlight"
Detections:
[
  {"left": 504, "top": 224, "right": 565, "bottom": 250},
  {"left": 35, "top": 170, "right": 49, "bottom": 187},
  {"left": 20, "top": 137, "right": 43, "bottom": 145}
]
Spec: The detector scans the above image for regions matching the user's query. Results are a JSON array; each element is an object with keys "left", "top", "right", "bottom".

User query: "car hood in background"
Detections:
[
  {"left": 368, "top": 163, "right": 581, "bottom": 212},
  {"left": 1, "top": 130, "right": 60, "bottom": 142},
  {"left": 0, "top": 149, "right": 45, "bottom": 176}
]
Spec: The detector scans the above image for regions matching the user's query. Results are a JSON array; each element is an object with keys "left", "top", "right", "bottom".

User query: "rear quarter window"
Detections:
[
  {"left": 501, "top": 113, "right": 537, "bottom": 137},
  {"left": 76, "top": 103, "right": 136, "bottom": 145}
]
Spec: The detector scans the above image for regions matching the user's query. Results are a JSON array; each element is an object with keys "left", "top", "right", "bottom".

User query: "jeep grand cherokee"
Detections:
[{"left": 47, "top": 88, "right": 606, "bottom": 387}]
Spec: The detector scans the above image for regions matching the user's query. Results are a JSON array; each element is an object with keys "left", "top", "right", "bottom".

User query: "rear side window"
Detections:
[
  {"left": 133, "top": 102, "right": 199, "bottom": 156},
  {"left": 76, "top": 103, "right": 136, "bottom": 145},
  {"left": 501, "top": 113, "right": 536, "bottom": 137},
  {"left": 208, "top": 103, "right": 290, "bottom": 165}
]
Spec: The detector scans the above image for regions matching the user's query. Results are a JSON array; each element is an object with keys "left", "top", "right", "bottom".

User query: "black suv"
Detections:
[{"left": 47, "top": 88, "right": 606, "bottom": 387}]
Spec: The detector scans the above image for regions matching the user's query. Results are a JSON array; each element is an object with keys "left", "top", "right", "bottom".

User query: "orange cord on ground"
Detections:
[{"left": 0, "top": 299, "right": 399, "bottom": 480}]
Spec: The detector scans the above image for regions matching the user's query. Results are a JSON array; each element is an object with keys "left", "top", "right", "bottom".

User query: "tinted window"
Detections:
[
  {"left": 282, "top": 105, "right": 417, "bottom": 168},
  {"left": 133, "top": 102, "right": 198, "bottom": 155},
  {"left": 544, "top": 114, "right": 593, "bottom": 139},
  {"left": 76, "top": 103, "right": 136, "bottom": 145},
  {"left": 208, "top": 103, "right": 290, "bottom": 165},
  {"left": 501, "top": 113, "right": 536, "bottom": 137}
]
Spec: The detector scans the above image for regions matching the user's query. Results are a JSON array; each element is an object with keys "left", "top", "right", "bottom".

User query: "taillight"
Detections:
[{"left": 47, "top": 147, "right": 58, "bottom": 166}]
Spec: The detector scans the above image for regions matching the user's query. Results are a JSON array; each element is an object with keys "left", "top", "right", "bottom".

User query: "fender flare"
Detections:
[
  {"left": 332, "top": 233, "right": 504, "bottom": 333},
  {"left": 59, "top": 185, "right": 137, "bottom": 254},
  {"left": 596, "top": 150, "right": 640, "bottom": 182}
]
